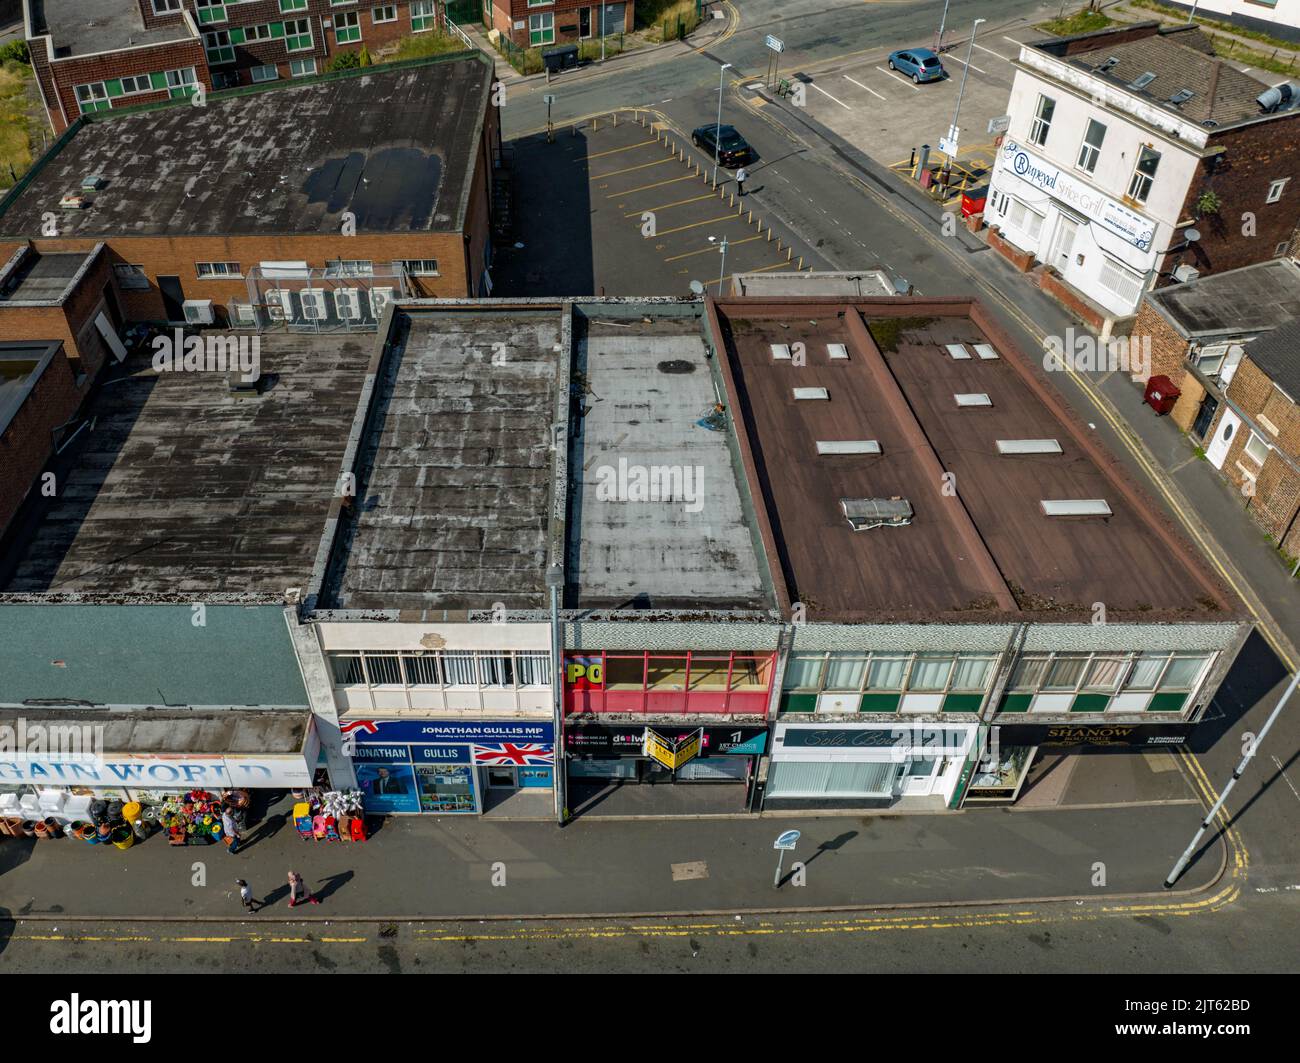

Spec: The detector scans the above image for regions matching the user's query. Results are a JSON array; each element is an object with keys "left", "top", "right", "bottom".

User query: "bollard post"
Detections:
[{"left": 786, "top": 247, "right": 793, "bottom": 262}]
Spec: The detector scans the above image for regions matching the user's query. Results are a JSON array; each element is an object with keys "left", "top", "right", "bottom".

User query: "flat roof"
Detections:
[
  {"left": 1035, "top": 23, "right": 1275, "bottom": 131},
  {"left": 566, "top": 309, "right": 772, "bottom": 611},
  {"left": 29, "top": 0, "right": 192, "bottom": 57},
  {"left": 0, "top": 248, "right": 98, "bottom": 304},
  {"left": 732, "top": 270, "right": 899, "bottom": 298},
  {"left": 1143, "top": 258, "right": 1300, "bottom": 339},
  {"left": 0, "top": 340, "right": 63, "bottom": 439},
  {"left": 0, "top": 708, "right": 308, "bottom": 755},
  {"left": 712, "top": 297, "right": 1236, "bottom": 624},
  {"left": 322, "top": 307, "right": 561, "bottom": 612},
  {"left": 0, "top": 55, "right": 491, "bottom": 238},
  {"left": 0, "top": 331, "right": 371, "bottom": 596}
]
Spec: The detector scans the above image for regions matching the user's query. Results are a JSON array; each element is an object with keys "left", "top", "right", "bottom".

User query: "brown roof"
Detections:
[
  {"left": 1039, "top": 23, "right": 1276, "bottom": 130},
  {"left": 709, "top": 297, "right": 1237, "bottom": 624}
]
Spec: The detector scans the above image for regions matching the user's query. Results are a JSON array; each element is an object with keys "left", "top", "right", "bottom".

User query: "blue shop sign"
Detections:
[{"left": 343, "top": 720, "right": 554, "bottom": 744}]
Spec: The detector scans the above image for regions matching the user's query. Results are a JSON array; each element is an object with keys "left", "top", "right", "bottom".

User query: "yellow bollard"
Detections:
[
  {"left": 786, "top": 247, "right": 793, "bottom": 262},
  {"left": 797, "top": 257, "right": 804, "bottom": 270}
]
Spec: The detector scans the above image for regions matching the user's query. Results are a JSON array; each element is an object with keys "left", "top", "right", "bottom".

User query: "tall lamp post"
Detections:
[
  {"left": 713, "top": 235, "right": 730, "bottom": 295},
  {"left": 712, "top": 62, "right": 732, "bottom": 188},
  {"left": 935, "top": 0, "right": 952, "bottom": 53},
  {"left": 944, "top": 18, "right": 986, "bottom": 175}
]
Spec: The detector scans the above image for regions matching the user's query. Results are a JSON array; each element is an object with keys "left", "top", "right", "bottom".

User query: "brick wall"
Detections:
[
  {"left": 496, "top": 0, "right": 633, "bottom": 47},
  {"left": 1038, "top": 268, "right": 1106, "bottom": 331},
  {"left": 1165, "top": 116, "right": 1300, "bottom": 285},
  {"left": 0, "top": 251, "right": 116, "bottom": 381},
  {"left": 1132, "top": 300, "right": 1191, "bottom": 386},
  {"left": 986, "top": 226, "right": 1035, "bottom": 272},
  {"left": 0, "top": 345, "right": 80, "bottom": 537}
]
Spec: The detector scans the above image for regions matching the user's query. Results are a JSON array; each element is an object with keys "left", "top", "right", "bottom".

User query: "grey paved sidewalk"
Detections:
[{"left": 0, "top": 799, "right": 1225, "bottom": 920}]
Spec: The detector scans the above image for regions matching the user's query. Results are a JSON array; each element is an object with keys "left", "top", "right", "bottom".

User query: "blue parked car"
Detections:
[{"left": 887, "top": 48, "right": 945, "bottom": 84}]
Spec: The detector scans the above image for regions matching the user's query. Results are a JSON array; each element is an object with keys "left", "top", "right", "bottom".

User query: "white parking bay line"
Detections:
[
  {"left": 973, "top": 42, "right": 1012, "bottom": 61},
  {"left": 1002, "top": 35, "right": 1024, "bottom": 46},
  {"left": 844, "top": 74, "right": 885, "bottom": 101},
  {"left": 810, "top": 81, "right": 852, "bottom": 109},
  {"left": 947, "top": 55, "right": 988, "bottom": 75},
  {"left": 876, "top": 66, "right": 920, "bottom": 91}
]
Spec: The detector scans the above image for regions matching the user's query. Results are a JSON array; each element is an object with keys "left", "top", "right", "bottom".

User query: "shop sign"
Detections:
[
  {"left": 353, "top": 743, "right": 475, "bottom": 814},
  {"left": 991, "top": 722, "right": 1194, "bottom": 747},
  {"left": 342, "top": 720, "right": 554, "bottom": 744},
  {"left": 1000, "top": 139, "right": 1156, "bottom": 251},
  {"left": 0, "top": 754, "right": 313, "bottom": 788},
  {"left": 564, "top": 656, "right": 604, "bottom": 689},
  {"left": 567, "top": 725, "right": 768, "bottom": 757},
  {"left": 643, "top": 728, "right": 677, "bottom": 770}
]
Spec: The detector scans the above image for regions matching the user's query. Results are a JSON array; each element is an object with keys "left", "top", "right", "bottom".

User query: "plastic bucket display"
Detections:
[{"left": 111, "top": 827, "right": 134, "bottom": 850}]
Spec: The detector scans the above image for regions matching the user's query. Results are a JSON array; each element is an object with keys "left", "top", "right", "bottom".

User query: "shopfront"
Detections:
[
  {"left": 0, "top": 710, "right": 319, "bottom": 825},
  {"left": 342, "top": 719, "right": 554, "bottom": 815},
  {"left": 564, "top": 723, "right": 768, "bottom": 807},
  {"left": 960, "top": 720, "right": 1197, "bottom": 805},
  {"left": 765, "top": 721, "right": 976, "bottom": 810},
  {"left": 563, "top": 651, "right": 775, "bottom": 715}
]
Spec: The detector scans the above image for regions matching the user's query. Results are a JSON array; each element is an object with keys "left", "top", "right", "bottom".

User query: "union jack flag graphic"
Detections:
[
  {"left": 340, "top": 720, "right": 380, "bottom": 736},
  {"left": 472, "top": 743, "right": 554, "bottom": 766}
]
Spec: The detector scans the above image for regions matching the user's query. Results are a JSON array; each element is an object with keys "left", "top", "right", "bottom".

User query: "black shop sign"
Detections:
[
  {"left": 991, "top": 722, "right": 1195, "bottom": 748},
  {"left": 565, "top": 725, "right": 768, "bottom": 757}
]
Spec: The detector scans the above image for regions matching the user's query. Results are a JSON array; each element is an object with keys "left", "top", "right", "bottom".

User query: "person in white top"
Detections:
[{"left": 736, "top": 166, "right": 749, "bottom": 197}]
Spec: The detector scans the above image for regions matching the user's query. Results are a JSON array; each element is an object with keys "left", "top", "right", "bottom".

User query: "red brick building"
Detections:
[
  {"left": 0, "top": 54, "right": 500, "bottom": 325},
  {"left": 25, "top": 0, "right": 446, "bottom": 133},
  {"left": 485, "top": 0, "right": 632, "bottom": 50}
]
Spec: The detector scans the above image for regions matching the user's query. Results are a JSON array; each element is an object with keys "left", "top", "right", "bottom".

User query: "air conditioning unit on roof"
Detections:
[
  {"left": 840, "top": 497, "right": 913, "bottom": 531},
  {"left": 183, "top": 299, "right": 214, "bottom": 325}
]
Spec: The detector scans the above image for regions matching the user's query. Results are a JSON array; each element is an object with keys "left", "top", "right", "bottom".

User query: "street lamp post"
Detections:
[
  {"left": 944, "top": 18, "right": 986, "bottom": 174},
  {"left": 712, "top": 62, "right": 732, "bottom": 189},
  {"left": 935, "top": 0, "right": 952, "bottom": 54},
  {"left": 714, "top": 235, "right": 729, "bottom": 295}
]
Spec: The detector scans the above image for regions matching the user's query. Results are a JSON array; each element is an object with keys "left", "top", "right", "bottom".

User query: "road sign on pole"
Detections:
[
  {"left": 772, "top": 829, "right": 800, "bottom": 889},
  {"left": 764, "top": 34, "right": 784, "bottom": 53},
  {"left": 988, "top": 114, "right": 1011, "bottom": 135}
]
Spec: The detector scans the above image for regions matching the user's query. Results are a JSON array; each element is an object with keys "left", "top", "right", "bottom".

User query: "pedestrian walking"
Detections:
[
  {"left": 287, "top": 870, "right": 320, "bottom": 908},
  {"left": 236, "top": 879, "right": 260, "bottom": 914},
  {"left": 222, "top": 805, "right": 240, "bottom": 854},
  {"left": 736, "top": 166, "right": 749, "bottom": 197}
]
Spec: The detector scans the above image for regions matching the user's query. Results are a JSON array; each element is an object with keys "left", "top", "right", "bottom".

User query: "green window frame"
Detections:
[
  {"left": 411, "top": 0, "right": 436, "bottom": 31},
  {"left": 284, "top": 17, "right": 313, "bottom": 51},
  {"left": 74, "top": 82, "right": 112, "bottom": 114},
  {"left": 278, "top": 0, "right": 308, "bottom": 11},
  {"left": 334, "top": 11, "right": 362, "bottom": 43},
  {"left": 165, "top": 67, "right": 198, "bottom": 98},
  {"left": 289, "top": 57, "right": 317, "bottom": 77},
  {"left": 196, "top": 0, "right": 227, "bottom": 24},
  {"left": 203, "top": 30, "right": 235, "bottom": 65},
  {"left": 529, "top": 11, "right": 554, "bottom": 45}
]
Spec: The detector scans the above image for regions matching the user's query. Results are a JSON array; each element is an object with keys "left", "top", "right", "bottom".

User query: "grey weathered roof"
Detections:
[
  {"left": 1, "top": 331, "right": 371, "bottom": 596},
  {"left": 1144, "top": 259, "right": 1300, "bottom": 338},
  {"left": 323, "top": 308, "right": 561, "bottom": 612},
  {"left": 28, "top": 0, "right": 192, "bottom": 57},
  {"left": 1245, "top": 320, "right": 1300, "bottom": 400},
  {"left": 0, "top": 248, "right": 97, "bottom": 304},
  {"left": 1042, "top": 23, "right": 1279, "bottom": 130},
  {"left": 0, "top": 708, "right": 310, "bottom": 754},
  {"left": 566, "top": 310, "right": 772, "bottom": 611},
  {"left": 0, "top": 56, "right": 491, "bottom": 237}
]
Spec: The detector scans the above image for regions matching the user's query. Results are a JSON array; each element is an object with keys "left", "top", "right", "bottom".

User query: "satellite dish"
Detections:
[
  {"left": 689, "top": 280, "right": 705, "bottom": 295},
  {"left": 1184, "top": 228, "right": 1201, "bottom": 243}
]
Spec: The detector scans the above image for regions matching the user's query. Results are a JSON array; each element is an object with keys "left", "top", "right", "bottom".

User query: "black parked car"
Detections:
[{"left": 691, "top": 124, "right": 753, "bottom": 167}]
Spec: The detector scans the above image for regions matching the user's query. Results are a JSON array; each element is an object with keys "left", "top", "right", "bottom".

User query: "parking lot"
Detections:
[
  {"left": 493, "top": 111, "right": 815, "bottom": 297},
  {"left": 782, "top": 27, "right": 1043, "bottom": 205}
]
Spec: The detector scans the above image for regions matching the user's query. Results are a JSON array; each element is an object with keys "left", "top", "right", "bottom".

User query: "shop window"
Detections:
[
  {"left": 479, "top": 653, "right": 514, "bottom": 687},
  {"left": 364, "top": 654, "right": 403, "bottom": 686},
  {"left": 731, "top": 656, "right": 772, "bottom": 691},
  {"left": 1005, "top": 197, "right": 1044, "bottom": 242},
  {"left": 866, "top": 657, "right": 907, "bottom": 691},
  {"left": 1082, "top": 655, "right": 1126, "bottom": 691},
  {"left": 824, "top": 653, "right": 867, "bottom": 691},
  {"left": 1043, "top": 654, "right": 1089, "bottom": 691},
  {"left": 1009, "top": 655, "right": 1050, "bottom": 690},
  {"left": 605, "top": 655, "right": 645, "bottom": 690},
  {"left": 1160, "top": 655, "right": 1209, "bottom": 690},
  {"left": 646, "top": 655, "right": 688, "bottom": 691},
  {"left": 1123, "top": 653, "right": 1168, "bottom": 691},
  {"left": 784, "top": 654, "right": 825, "bottom": 690},
  {"left": 907, "top": 654, "right": 954, "bottom": 691},
  {"left": 405, "top": 654, "right": 442, "bottom": 686},
  {"left": 515, "top": 652, "right": 551, "bottom": 687},
  {"left": 950, "top": 655, "right": 994, "bottom": 691},
  {"left": 330, "top": 653, "right": 364, "bottom": 686},
  {"left": 688, "top": 657, "right": 731, "bottom": 690}
]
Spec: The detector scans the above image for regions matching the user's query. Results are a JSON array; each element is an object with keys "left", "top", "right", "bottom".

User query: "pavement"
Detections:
[{"left": 0, "top": 751, "right": 1227, "bottom": 921}]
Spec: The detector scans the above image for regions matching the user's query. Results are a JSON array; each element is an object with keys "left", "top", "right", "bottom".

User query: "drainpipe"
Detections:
[{"left": 546, "top": 565, "right": 567, "bottom": 825}]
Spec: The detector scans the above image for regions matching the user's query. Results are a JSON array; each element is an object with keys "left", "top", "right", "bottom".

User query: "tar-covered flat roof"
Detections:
[
  {"left": 711, "top": 297, "right": 1236, "bottom": 624},
  {"left": 566, "top": 307, "right": 773, "bottom": 611},
  {"left": 1143, "top": 258, "right": 1300, "bottom": 339},
  {"left": 28, "top": 0, "right": 193, "bottom": 57},
  {"left": 322, "top": 307, "right": 562, "bottom": 613},
  {"left": 0, "top": 55, "right": 491, "bottom": 238},
  {"left": 0, "top": 331, "right": 371, "bottom": 596}
]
